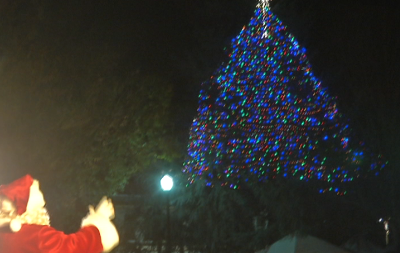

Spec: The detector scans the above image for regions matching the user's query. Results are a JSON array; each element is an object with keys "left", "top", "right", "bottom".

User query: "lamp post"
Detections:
[{"left": 160, "top": 175, "right": 173, "bottom": 253}]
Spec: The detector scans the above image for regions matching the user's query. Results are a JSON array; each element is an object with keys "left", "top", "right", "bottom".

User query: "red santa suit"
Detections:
[{"left": 0, "top": 175, "right": 119, "bottom": 253}]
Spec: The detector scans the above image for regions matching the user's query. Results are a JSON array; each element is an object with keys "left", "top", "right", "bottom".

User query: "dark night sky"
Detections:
[{"left": 0, "top": 0, "right": 257, "bottom": 182}]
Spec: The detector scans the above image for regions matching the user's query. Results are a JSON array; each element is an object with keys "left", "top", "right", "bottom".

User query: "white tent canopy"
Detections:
[{"left": 267, "top": 235, "right": 351, "bottom": 253}]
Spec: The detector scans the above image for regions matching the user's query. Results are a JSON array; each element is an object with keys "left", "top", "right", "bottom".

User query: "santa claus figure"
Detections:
[{"left": 0, "top": 174, "right": 119, "bottom": 253}]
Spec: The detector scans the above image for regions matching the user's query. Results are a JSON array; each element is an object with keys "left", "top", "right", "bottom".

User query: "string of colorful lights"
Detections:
[{"left": 183, "top": 0, "right": 386, "bottom": 194}]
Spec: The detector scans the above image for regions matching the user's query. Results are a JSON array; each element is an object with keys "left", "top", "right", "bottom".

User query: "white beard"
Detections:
[{"left": 18, "top": 207, "right": 50, "bottom": 226}]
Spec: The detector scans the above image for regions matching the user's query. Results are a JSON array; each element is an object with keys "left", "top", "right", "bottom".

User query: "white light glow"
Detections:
[{"left": 160, "top": 175, "right": 173, "bottom": 191}]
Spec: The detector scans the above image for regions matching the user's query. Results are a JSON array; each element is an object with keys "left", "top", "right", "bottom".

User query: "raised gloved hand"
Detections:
[
  {"left": 81, "top": 197, "right": 119, "bottom": 252},
  {"left": 93, "top": 196, "right": 115, "bottom": 220}
]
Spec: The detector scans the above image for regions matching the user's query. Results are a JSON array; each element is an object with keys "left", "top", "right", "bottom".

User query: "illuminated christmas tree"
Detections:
[{"left": 184, "top": 0, "right": 385, "bottom": 194}]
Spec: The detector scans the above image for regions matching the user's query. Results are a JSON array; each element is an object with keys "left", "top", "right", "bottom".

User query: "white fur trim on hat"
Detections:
[{"left": 10, "top": 219, "right": 22, "bottom": 232}]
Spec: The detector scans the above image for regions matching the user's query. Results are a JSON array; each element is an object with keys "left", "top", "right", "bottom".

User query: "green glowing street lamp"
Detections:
[{"left": 160, "top": 175, "right": 173, "bottom": 253}]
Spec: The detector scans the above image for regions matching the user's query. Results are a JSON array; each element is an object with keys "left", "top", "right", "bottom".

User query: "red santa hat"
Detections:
[{"left": 0, "top": 174, "right": 34, "bottom": 215}]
